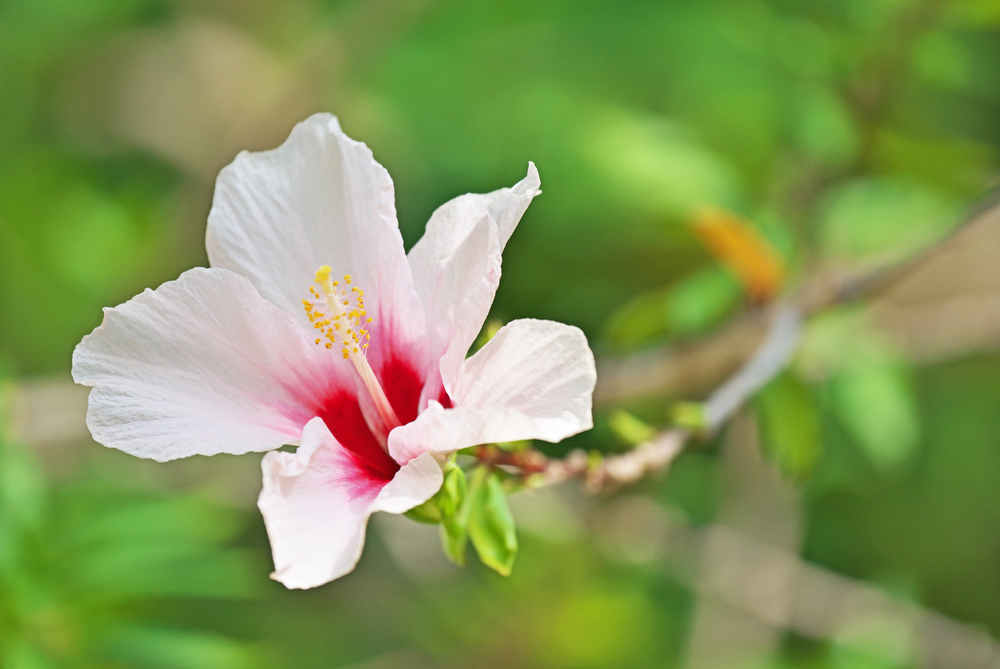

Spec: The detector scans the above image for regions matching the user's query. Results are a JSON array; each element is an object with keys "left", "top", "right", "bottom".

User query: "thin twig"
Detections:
[
  {"left": 594, "top": 189, "right": 1000, "bottom": 408},
  {"left": 528, "top": 303, "right": 801, "bottom": 492},
  {"left": 702, "top": 305, "right": 801, "bottom": 433},
  {"left": 520, "top": 192, "right": 1000, "bottom": 492}
]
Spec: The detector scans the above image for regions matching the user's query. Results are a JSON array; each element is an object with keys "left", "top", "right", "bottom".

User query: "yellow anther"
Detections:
[{"left": 304, "top": 265, "right": 396, "bottom": 428}]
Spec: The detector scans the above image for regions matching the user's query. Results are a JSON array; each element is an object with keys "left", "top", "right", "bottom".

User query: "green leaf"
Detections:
[
  {"left": 672, "top": 402, "right": 708, "bottom": 433},
  {"left": 441, "top": 463, "right": 486, "bottom": 567},
  {"left": 830, "top": 364, "right": 919, "bottom": 471},
  {"left": 404, "top": 499, "right": 442, "bottom": 525},
  {"left": 585, "top": 110, "right": 739, "bottom": 218},
  {"left": 819, "top": 178, "right": 958, "bottom": 263},
  {"left": 799, "top": 308, "right": 919, "bottom": 471},
  {"left": 790, "top": 83, "right": 859, "bottom": 169},
  {"left": 466, "top": 468, "right": 518, "bottom": 576},
  {"left": 754, "top": 372, "right": 822, "bottom": 480},
  {"left": 666, "top": 266, "right": 744, "bottom": 336},
  {"left": 406, "top": 463, "right": 470, "bottom": 565},
  {"left": 609, "top": 409, "right": 656, "bottom": 445},
  {"left": 405, "top": 461, "right": 466, "bottom": 525},
  {"left": 439, "top": 522, "right": 468, "bottom": 567},
  {"left": 100, "top": 625, "right": 262, "bottom": 669},
  {"left": 438, "top": 463, "right": 467, "bottom": 522},
  {"left": 603, "top": 267, "right": 742, "bottom": 348}
]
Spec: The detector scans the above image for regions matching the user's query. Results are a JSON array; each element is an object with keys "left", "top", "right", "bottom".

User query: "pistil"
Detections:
[{"left": 304, "top": 266, "right": 401, "bottom": 435}]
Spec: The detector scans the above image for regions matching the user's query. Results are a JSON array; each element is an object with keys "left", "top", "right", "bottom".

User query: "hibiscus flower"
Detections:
[{"left": 72, "top": 114, "right": 597, "bottom": 589}]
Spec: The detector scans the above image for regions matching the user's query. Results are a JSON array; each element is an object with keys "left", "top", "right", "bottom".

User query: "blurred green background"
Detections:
[{"left": 3, "top": 0, "right": 1000, "bottom": 667}]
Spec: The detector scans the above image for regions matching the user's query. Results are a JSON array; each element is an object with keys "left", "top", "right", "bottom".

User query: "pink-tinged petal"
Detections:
[
  {"left": 407, "top": 163, "right": 540, "bottom": 401},
  {"left": 388, "top": 318, "right": 596, "bottom": 462},
  {"left": 260, "top": 418, "right": 443, "bottom": 589},
  {"left": 370, "top": 449, "right": 445, "bottom": 514},
  {"left": 72, "top": 268, "right": 351, "bottom": 462},
  {"left": 206, "top": 113, "right": 426, "bottom": 381}
]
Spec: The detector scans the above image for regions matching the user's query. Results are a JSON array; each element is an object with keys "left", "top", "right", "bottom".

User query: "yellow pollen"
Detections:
[{"left": 305, "top": 264, "right": 400, "bottom": 434}]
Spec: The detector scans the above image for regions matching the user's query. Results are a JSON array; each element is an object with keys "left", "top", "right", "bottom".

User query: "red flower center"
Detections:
[{"left": 313, "top": 355, "right": 431, "bottom": 483}]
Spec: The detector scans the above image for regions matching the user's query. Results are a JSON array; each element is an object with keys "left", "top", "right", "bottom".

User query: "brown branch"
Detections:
[
  {"left": 477, "top": 430, "right": 688, "bottom": 494},
  {"left": 523, "top": 310, "right": 802, "bottom": 492},
  {"left": 498, "top": 191, "right": 1000, "bottom": 492},
  {"left": 594, "top": 190, "right": 1000, "bottom": 408}
]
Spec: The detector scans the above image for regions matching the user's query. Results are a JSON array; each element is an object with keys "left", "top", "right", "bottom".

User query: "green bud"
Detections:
[
  {"left": 405, "top": 460, "right": 467, "bottom": 525},
  {"left": 467, "top": 468, "right": 518, "bottom": 577},
  {"left": 672, "top": 401, "right": 707, "bottom": 432}
]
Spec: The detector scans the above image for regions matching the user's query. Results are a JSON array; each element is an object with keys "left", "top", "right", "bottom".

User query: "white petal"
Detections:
[
  {"left": 407, "top": 163, "right": 540, "bottom": 398},
  {"left": 370, "top": 450, "right": 445, "bottom": 514},
  {"left": 206, "top": 113, "right": 426, "bottom": 369},
  {"left": 72, "top": 268, "right": 349, "bottom": 462},
  {"left": 259, "top": 418, "right": 442, "bottom": 589},
  {"left": 388, "top": 318, "right": 596, "bottom": 462}
]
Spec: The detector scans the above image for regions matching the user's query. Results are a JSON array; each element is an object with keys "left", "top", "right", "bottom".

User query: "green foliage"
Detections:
[
  {"left": 3, "top": 0, "right": 1000, "bottom": 665},
  {"left": 672, "top": 401, "right": 710, "bottom": 433},
  {"left": 755, "top": 372, "right": 823, "bottom": 480},
  {"left": 819, "top": 178, "right": 960, "bottom": 262},
  {"left": 466, "top": 468, "right": 518, "bottom": 577},
  {"left": 406, "top": 459, "right": 472, "bottom": 565},
  {"left": 829, "top": 365, "right": 919, "bottom": 472},
  {"left": 0, "top": 419, "right": 262, "bottom": 668},
  {"left": 791, "top": 84, "right": 860, "bottom": 170},
  {"left": 605, "top": 266, "right": 743, "bottom": 348},
  {"left": 607, "top": 409, "right": 656, "bottom": 446},
  {"left": 801, "top": 309, "right": 920, "bottom": 471},
  {"left": 409, "top": 463, "right": 518, "bottom": 576},
  {"left": 438, "top": 465, "right": 470, "bottom": 565}
]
